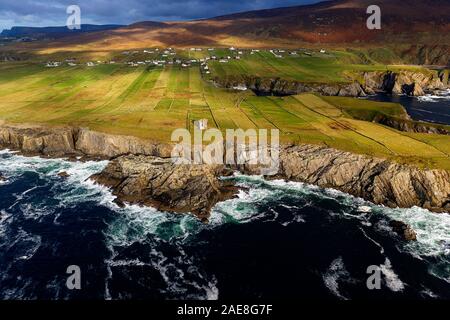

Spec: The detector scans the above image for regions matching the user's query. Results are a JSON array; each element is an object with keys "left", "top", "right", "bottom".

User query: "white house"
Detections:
[
  {"left": 46, "top": 62, "right": 61, "bottom": 67},
  {"left": 194, "top": 119, "right": 208, "bottom": 130},
  {"left": 233, "top": 85, "right": 247, "bottom": 91}
]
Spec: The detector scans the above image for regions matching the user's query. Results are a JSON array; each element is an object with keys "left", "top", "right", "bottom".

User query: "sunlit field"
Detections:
[{"left": 0, "top": 49, "right": 448, "bottom": 169}]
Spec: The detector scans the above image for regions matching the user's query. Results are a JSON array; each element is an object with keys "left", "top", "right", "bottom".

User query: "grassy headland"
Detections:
[{"left": 0, "top": 48, "right": 449, "bottom": 170}]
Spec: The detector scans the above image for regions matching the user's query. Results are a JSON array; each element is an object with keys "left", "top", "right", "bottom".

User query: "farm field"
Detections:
[
  {"left": 0, "top": 60, "right": 449, "bottom": 170},
  {"left": 203, "top": 49, "right": 430, "bottom": 84}
]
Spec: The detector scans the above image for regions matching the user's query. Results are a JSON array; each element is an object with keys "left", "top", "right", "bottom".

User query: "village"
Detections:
[{"left": 44, "top": 46, "right": 330, "bottom": 70}]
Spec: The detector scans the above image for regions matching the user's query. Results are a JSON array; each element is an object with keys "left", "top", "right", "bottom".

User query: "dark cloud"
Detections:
[{"left": 0, "top": 0, "right": 321, "bottom": 31}]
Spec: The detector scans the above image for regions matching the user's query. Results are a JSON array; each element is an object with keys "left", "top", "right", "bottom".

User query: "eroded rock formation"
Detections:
[
  {"left": 214, "top": 70, "right": 449, "bottom": 97},
  {"left": 90, "top": 155, "right": 237, "bottom": 220},
  {"left": 1, "top": 124, "right": 449, "bottom": 215}
]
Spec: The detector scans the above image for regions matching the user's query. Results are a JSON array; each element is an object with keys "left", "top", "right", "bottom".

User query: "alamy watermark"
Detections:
[
  {"left": 171, "top": 128, "right": 280, "bottom": 176},
  {"left": 366, "top": 5, "right": 381, "bottom": 30},
  {"left": 366, "top": 265, "right": 382, "bottom": 290},
  {"left": 66, "top": 265, "right": 81, "bottom": 290},
  {"left": 66, "top": 5, "right": 81, "bottom": 30}
]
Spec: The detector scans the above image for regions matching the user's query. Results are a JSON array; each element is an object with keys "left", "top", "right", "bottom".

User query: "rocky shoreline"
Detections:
[
  {"left": 1, "top": 124, "right": 449, "bottom": 218},
  {"left": 90, "top": 155, "right": 237, "bottom": 221}
]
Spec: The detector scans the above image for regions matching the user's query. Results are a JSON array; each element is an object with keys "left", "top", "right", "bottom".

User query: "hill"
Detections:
[
  {"left": 0, "top": 25, "right": 125, "bottom": 40},
  {"left": 2, "top": 0, "right": 447, "bottom": 65}
]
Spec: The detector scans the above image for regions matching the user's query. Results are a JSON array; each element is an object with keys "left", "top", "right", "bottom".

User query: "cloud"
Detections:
[{"left": 0, "top": 0, "right": 320, "bottom": 31}]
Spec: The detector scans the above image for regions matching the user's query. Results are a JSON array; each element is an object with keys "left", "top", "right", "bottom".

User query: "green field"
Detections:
[
  {"left": 0, "top": 56, "right": 449, "bottom": 170},
  {"left": 204, "top": 49, "right": 430, "bottom": 84}
]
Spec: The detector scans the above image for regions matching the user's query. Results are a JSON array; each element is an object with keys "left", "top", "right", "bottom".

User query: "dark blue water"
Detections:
[
  {"left": 365, "top": 90, "right": 450, "bottom": 125},
  {"left": 1, "top": 150, "right": 449, "bottom": 300}
]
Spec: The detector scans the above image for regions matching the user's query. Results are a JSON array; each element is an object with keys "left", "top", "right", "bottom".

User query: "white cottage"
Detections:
[{"left": 194, "top": 119, "right": 208, "bottom": 130}]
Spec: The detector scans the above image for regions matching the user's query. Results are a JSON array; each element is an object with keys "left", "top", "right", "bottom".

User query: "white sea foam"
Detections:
[
  {"left": 379, "top": 258, "right": 405, "bottom": 292},
  {"left": 1, "top": 150, "right": 449, "bottom": 297},
  {"left": 417, "top": 89, "right": 450, "bottom": 103},
  {"left": 322, "top": 257, "right": 351, "bottom": 300}
]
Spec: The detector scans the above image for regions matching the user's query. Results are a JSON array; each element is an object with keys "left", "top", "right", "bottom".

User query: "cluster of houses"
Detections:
[
  {"left": 46, "top": 59, "right": 118, "bottom": 68},
  {"left": 45, "top": 61, "right": 62, "bottom": 68},
  {"left": 43, "top": 47, "right": 330, "bottom": 69},
  {"left": 267, "top": 48, "right": 327, "bottom": 58}
]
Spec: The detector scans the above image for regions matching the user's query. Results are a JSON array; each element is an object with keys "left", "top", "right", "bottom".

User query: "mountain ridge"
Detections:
[{"left": 2, "top": 0, "right": 449, "bottom": 63}]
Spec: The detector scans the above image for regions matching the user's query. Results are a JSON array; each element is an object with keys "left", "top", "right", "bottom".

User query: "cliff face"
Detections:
[
  {"left": 361, "top": 70, "right": 447, "bottom": 96},
  {"left": 372, "top": 115, "right": 450, "bottom": 135},
  {"left": 1, "top": 124, "right": 449, "bottom": 214},
  {"left": 94, "top": 144, "right": 450, "bottom": 216},
  {"left": 214, "top": 70, "right": 448, "bottom": 97},
  {"left": 243, "top": 145, "right": 450, "bottom": 213},
  {"left": 90, "top": 155, "right": 236, "bottom": 220},
  {"left": 0, "top": 125, "right": 172, "bottom": 159},
  {"left": 214, "top": 76, "right": 367, "bottom": 97}
]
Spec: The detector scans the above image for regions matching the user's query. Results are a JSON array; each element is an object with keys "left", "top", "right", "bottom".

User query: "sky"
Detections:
[{"left": 0, "top": 0, "right": 322, "bottom": 32}]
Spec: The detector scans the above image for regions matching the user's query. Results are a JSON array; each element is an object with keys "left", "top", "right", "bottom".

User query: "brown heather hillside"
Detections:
[{"left": 4, "top": 0, "right": 450, "bottom": 64}]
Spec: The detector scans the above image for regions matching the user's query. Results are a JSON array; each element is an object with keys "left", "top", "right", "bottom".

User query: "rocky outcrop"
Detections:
[
  {"left": 214, "top": 76, "right": 367, "bottom": 97},
  {"left": 0, "top": 125, "right": 77, "bottom": 157},
  {"left": 242, "top": 145, "right": 450, "bottom": 213},
  {"left": 1, "top": 124, "right": 449, "bottom": 214},
  {"left": 372, "top": 115, "right": 450, "bottom": 135},
  {"left": 90, "top": 155, "right": 237, "bottom": 220},
  {"left": 389, "top": 220, "right": 417, "bottom": 241},
  {"left": 75, "top": 128, "right": 173, "bottom": 158},
  {"left": 0, "top": 124, "right": 173, "bottom": 159},
  {"left": 215, "top": 69, "right": 448, "bottom": 97},
  {"left": 57, "top": 171, "right": 70, "bottom": 179},
  {"left": 361, "top": 70, "right": 448, "bottom": 96}
]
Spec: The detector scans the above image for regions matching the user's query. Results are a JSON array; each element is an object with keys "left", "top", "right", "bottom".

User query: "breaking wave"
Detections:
[{"left": 417, "top": 89, "right": 450, "bottom": 103}]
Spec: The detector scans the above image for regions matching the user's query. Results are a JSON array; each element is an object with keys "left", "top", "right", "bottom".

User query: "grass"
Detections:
[
  {"left": 0, "top": 57, "right": 449, "bottom": 170},
  {"left": 204, "top": 49, "right": 431, "bottom": 84}
]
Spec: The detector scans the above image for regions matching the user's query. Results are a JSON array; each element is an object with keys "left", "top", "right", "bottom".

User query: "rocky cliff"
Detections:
[
  {"left": 242, "top": 145, "right": 450, "bottom": 213},
  {"left": 93, "top": 144, "right": 450, "bottom": 217},
  {"left": 361, "top": 70, "right": 447, "bottom": 96},
  {"left": 1, "top": 124, "right": 449, "bottom": 215},
  {"left": 214, "top": 76, "right": 367, "bottom": 97},
  {"left": 372, "top": 115, "right": 450, "bottom": 135},
  {"left": 0, "top": 124, "right": 172, "bottom": 159},
  {"left": 214, "top": 70, "right": 449, "bottom": 97},
  {"left": 90, "top": 155, "right": 237, "bottom": 220}
]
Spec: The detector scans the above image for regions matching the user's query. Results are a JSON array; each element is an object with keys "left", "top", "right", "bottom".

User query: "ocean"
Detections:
[
  {"left": 365, "top": 89, "right": 450, "bottom": 125},
  {"left": 0, "top": 92, "right": 449, "bottom": 300}
]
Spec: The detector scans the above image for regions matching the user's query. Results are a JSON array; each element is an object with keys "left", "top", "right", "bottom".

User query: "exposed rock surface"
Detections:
[
  {"left": 1, "top": 124, "right": 449, "bottom": 214},
  {"left": 215, "top": 70, "right": 448, "bottom": 97},
  {"left": 242, "top": 145, "right": 450, "bottom": 213},
  {"left": 90, "top": 155, "right": 237, "bottom": 220},
  {"left": 361, "top": 70, "right": 447, "bottom": 96},
  {"left": 215, "top": 76, "right": 367, "bottom": 97},
  {"left": 0, "top": 124, "right": 172, "bottom": 159},
  {"left": 57, "top": 171, "right": 70, "bottom": 178},
  {"left": 372, "top": 115, "right": 450, "bottom": 135},
  {"left": 75, "top": 128, "right": 172, "bottom": 158},
  {"left": 389, "top": 220, "right": 417, "bottom": 241}
]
